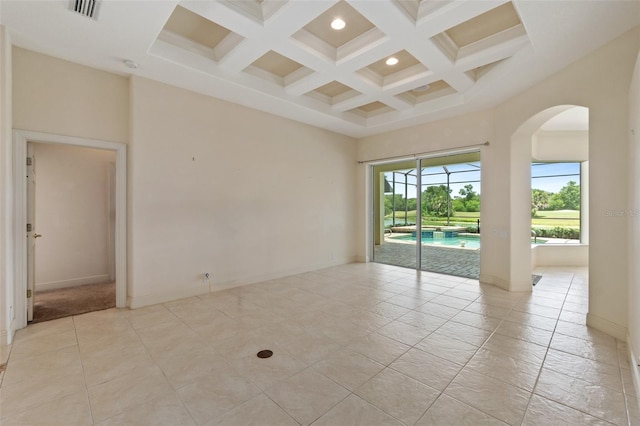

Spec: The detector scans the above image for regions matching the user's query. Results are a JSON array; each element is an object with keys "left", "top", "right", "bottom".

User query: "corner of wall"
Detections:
[
  {"left": 0, "top": 25, "right": 15, "bottom": 345},
  {"left": 586, "top": 312, "right": 628, "bottom": 341},
  {"left": 627, "top": 47, "right": 640, "bottom": 371}
]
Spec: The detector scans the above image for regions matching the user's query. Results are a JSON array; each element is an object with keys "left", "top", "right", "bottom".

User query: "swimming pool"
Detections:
[
  {"left": 390, "top": 234, "right": 545, "bottom": 249},
  {"left": 391, "top": 234, "right": 481, "bottom": 249}
]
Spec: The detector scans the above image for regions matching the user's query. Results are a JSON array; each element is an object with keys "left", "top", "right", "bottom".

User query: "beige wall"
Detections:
[
  {"left": 358, "top": 28, "right": 640, "bottom": 338},
  {"left": 12, "top": 47, "right": 129, "bottom": 143},
  {"left": 628, "top": 51, "right": 640, "bottom": 368},
  {"left": 0, "top": 26, "right": 14, "bottom": 345},
  {"left": 501, "top": 29, "right": 638, "bottom": 338},
  {"left": 32, "top": 143, "right": 116, "bottom": 290},
  {"left": 532, "top": 130, "right": 588, "bottom": 162},
  {"left": 128, "top": 77, "right": 358, "bottom": 306},
  {"left": 8, "top": 47, "right": 358, "bottom": 315},
  {"left": 531, "top": 245, "right": 588, "bottom": 268}
]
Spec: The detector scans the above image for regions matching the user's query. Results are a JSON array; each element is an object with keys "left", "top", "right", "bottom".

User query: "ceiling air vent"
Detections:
[{"left": 70, "top": 0, "right": 99, "bottom": 20}]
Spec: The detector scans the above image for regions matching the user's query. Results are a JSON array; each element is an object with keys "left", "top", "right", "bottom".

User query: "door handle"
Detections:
[{"left": 33, "top": 234, "right": 42, "bottom": 239}]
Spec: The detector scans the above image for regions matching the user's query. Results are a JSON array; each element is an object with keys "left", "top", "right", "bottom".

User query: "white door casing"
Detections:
[
  {"left": 13, "top": 130, "right": 127, "bottom": 330},
  {"left": 26, "top": 142, "right": 35, "bottom": 321}
]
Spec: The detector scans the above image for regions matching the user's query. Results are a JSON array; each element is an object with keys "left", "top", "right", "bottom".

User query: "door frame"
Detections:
[
  {"left": 13, "top": 130, "right": 127, "bottom": 329},
  {"left": 366, "top": 148, "right": 482, "bottom": 275}
]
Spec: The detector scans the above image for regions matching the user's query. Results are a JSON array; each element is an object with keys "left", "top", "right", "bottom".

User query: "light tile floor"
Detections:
[{"left": 0, "top": 263, "right": 638, "bottom": 425}]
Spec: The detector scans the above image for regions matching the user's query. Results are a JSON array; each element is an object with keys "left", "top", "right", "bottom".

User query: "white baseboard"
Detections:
[
  {"left": 128, "top": 256, "right": 358, "bottom": 308},
  {"left": 127, "top": 283, "right": 209, "bottom": 309},
  {"left": 36, "top": 274, "right": 111, "bottom": 291},
  {"left": 0, "top": 317, "right": 15, "bottom": 347},
  {"left": 210, "top": 256, "right": 358, "bottom": 293},
  {"left": 479, "top": 273, "right": 511, "bottom": 291},
  {"left": 587, "top": 313, "right": 627, "bottom": 341}
]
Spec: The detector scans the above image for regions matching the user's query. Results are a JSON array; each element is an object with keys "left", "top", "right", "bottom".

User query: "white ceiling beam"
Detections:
[
  {"left": 215, "top": 0, "right": 338, "bottom": 73},
  {"left": 416, "top": 0, "right": 511, "bottom": 37},
  {"left": 379, "top": 94, "right": 414, "bottom": 111},
  {"left": 405, "top": 39, "right": 455, "bottom": 74},
  {"left": 455, "top": 25, "right": 530, "bottom": 71},
  {"left": 333, "top": 93, "right": 377, "bottom": 112},
  {"left": 285, "top": 73, "right": 335, "bottom": 97},
  {"left": 180, "top": 1, "right": 263, "bottom": 38},
  {"left": 441, "top": 72, "right": 475, "bottom": 93},
  {"left": 217, "top": 39, "right": 270, "bottom": 73},
  {"left": 348, "top": 0, "right": 415, "bottom": 38}
]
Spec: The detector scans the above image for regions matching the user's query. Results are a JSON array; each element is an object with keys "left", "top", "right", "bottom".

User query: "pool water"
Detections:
[
  {"left": 391, "top": 235, "right": 545, "bottom": 249},
  {"left": 393, "top": 234, "right": 481, "bottom": 249}
]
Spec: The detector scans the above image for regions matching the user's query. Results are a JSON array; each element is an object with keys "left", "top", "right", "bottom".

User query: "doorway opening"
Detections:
[
  {"left": 530, "top": 107, "right": 589, "bottom": 247},
  {"left": 527, "top": 106, "right": 589, "bottom": 275},
  {"left": 13, "top": 130, "right": 127, "bottom": 330},
  {"left": 371, "top": 152, "right": 481, "bottom": 279},
  {"left": 29, "top": 142, "right": 117, "bottom": 323}
]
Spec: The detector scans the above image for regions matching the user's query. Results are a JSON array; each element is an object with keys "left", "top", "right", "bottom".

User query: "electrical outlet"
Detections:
[{"left": 203, "top": 272, "right": 210, "bottom": 283}]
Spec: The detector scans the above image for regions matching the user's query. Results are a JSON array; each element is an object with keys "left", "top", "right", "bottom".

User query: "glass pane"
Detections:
[
  {"left": 531, "top": 162, "right": 581, "bottom": 244},
  {"left": 419, "top": 160, "right": 481, "bottom": 279},
  {"left": 371, "top": 153, "right": 481, "bottom": 280},
  {"left": 372, "top": 164, "right": 417, "bottom": 269}
]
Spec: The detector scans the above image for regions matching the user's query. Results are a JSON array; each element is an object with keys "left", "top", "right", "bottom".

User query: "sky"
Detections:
[{"left": 385, "top": 162, "right": 580, "bottom": 199}]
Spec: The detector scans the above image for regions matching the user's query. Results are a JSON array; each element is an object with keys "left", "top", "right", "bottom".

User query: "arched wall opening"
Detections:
[{"left": 509, "top": 105, "right": 589, "bottom": 292}]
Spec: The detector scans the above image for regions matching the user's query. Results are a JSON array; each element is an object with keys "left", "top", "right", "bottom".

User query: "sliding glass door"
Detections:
[
  {"left": 371, "top": 153, "right": 481, "bottom": 279},
  {"left": 372, "top": 161, "right": 418, "bottom": 269}
]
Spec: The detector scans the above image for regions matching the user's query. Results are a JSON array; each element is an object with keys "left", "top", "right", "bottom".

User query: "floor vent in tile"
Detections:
[{"left": 257, "top": 350, "right": 273, "bottom": 359}]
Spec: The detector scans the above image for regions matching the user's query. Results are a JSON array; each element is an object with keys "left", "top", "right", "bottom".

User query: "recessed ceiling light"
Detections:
[
  {"left": 386, "top": 57, "right": 399, "bottom": 66},
  {"left": 123, "top": 59, "right": 139, "bottom": 69},
  {"left": 331, "top": 18, "right": 346, "bottom": 30}
]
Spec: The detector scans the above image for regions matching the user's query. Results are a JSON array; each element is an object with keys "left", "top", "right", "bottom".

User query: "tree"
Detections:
[
  {"left": 422, "top": 185, "right": 451, "bottom": 217},
  {"left": 384, "top": 194, "right": 406, "bottom": 215},
  {"left": 465, "top": 199, "right": 480, "bottom": 212},
  {"left": 384, "top": 195, "right": 393, "bottom": 215},
  {"left": 459, "top": 184, "right": 477, "bottom": 202},
  {"left": 453, "top": 184, "right": 480, "bottom": 213},
  {"left": 531, "top": 188, "right": 551, "bottom": 217},
  {"left": 452, "top": 198, "right": 466, "bottom": 212},
  {"left": 549, "top": 181, "right": 580, "bottom": 210}
]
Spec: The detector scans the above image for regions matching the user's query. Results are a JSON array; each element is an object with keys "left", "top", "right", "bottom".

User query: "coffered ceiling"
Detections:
[{"left": 1, "top": 1, "right": 638, "bottom": 137}]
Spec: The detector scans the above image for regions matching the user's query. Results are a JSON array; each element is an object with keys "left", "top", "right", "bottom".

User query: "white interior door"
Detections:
[{"left": 26, "top": 142, "right": 38, "bottom": 321}]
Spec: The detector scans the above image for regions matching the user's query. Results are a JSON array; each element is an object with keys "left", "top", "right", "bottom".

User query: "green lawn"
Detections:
[
  {"left": 532, "top": 210, "right": 580, "bottom": 228},
  {"left": 385, "top": 209, "right": 580, "bottom": 229},
  {"left": 386, "top": 211, "right": 417, "bottom": 222},
  {"left": 385, "top": 210, "right": 478, "bottom": 226},
  {"left": 453, "top": 212, "right": 480, "bottom": 218}
]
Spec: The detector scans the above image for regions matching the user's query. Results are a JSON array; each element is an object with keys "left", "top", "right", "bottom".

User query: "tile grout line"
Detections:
[
  {"left": 515, "top": 272, "right": 571, "bottom": 425},
  {"left": 71, "top": 315, "right": 96, "bottom": 426},
  {"left": 386, "top": 284, "right": 520, "bottom": 425},
  {"left": 122, "top": 306, "right": 200, "bottom": 426},
  {"left": 516, "top": 271, "right": 622, "bottom": 425}
]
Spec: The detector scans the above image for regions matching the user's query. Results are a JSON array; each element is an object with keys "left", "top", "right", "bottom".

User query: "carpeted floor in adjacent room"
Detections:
[{"left": 32, "top": 281, "right": 116, "bottom": 323}]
